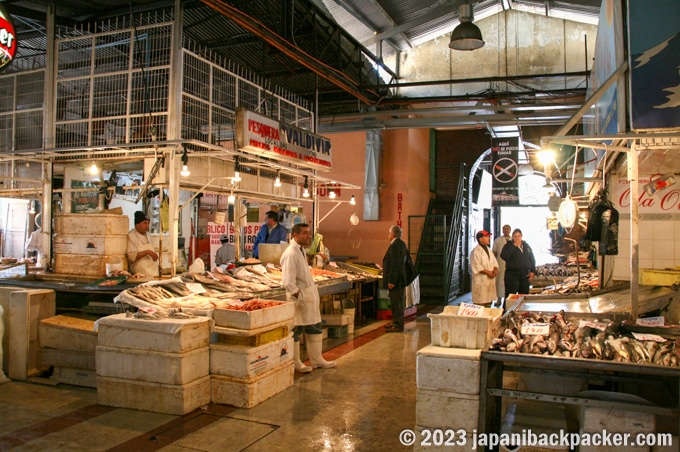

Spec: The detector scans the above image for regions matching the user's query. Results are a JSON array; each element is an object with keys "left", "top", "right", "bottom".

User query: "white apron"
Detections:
[{"left": 135, "top": 243, "right": 159, "bottom": 277}]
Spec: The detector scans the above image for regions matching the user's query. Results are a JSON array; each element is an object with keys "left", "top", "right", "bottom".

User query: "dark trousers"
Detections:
[
  {"left": 504, "top": 271, "right": 530, "bottom": 298},
  {"left": 389, "top": 286, "right": 406, "bottom": 329}
]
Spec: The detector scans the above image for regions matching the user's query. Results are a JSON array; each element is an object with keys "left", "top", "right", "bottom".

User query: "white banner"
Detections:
[{"left": 613, "top": 175, "right": 680, "bottom": 214}]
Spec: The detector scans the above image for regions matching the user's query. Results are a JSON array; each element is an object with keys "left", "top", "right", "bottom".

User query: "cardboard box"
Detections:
[
  {"left": 54, "top": 214, "right": 129, "bottom": 236},
  {"left": 96, "top": 314, "right": 211, "bottom": 353},
  {"left": 213, "top": 301, "right": 294, "bottom": 330},
  {"left": 428, "top": 307, "right": 502, "bottom": 349},
  {"left": 97, "top": 374, "right": 210, "bottom": 415}
]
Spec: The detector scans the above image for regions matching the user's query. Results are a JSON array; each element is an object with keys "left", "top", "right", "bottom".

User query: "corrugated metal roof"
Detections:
[{"left": 4, "top": 0, "right": 601, "bottom": 120}]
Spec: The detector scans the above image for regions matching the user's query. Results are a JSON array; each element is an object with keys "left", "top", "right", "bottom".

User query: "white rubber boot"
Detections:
[
  {"left": 306, "top": 333, "right": 337, "bottom": 369},
  {"left": 294, "top": 341, "right": 312, "bottom": 373}
]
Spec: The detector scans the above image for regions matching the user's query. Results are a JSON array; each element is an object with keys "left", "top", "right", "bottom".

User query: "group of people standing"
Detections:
[{"left": 470, "top": 224, "right": 536, "bottom": 308}]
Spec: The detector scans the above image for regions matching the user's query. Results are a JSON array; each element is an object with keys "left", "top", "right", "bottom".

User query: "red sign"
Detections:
[{"left": 0, "top": 5, "right": 16, "bottom": 71}]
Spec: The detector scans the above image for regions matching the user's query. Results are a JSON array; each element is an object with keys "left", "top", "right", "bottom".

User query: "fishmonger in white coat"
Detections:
[
  {"left": 470, "top": 230, "right": 499, "bottom": 306},
  {"left": 280, "top": 223, "right": 336, "bottom": 373}
]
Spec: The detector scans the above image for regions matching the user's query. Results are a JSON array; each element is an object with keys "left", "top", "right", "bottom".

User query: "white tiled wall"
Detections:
[{"left": 613, "top": 216, "right": 680, "bottom": 281}]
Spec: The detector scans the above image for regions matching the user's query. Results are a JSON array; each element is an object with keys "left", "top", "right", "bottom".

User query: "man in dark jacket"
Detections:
[
  {"left": 382, "top": 225, "right": 409, "bottom": 332},
  {"left": 500, "top": 228, "right": 536, "bottom": 300}
]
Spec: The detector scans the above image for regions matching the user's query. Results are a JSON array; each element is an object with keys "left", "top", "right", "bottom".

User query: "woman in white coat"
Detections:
[
  {"left": 280, "top": 223, "right": 336, "bottom": 373},
  {"left": 470, "top": 230, "right": 499, "bottom": 305}
]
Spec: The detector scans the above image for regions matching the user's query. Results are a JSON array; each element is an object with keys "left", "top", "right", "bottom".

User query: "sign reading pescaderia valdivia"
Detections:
[{"left": 235, "top": 109, "right": 332, "bottom": 171}]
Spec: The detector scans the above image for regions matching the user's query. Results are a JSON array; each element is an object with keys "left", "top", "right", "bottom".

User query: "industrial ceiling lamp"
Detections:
[{"left": 449, "top": 3, "right": 484, "bottom": 51}]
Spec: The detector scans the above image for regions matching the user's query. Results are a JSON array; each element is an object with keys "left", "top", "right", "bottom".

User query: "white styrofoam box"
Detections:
[
  {"left": 54, "top": 214, "right": 129, "bottom": 236},
  {"left": 416, "top": 388, "right": 479, "bottom": 432},
  {"left": 6, "top": 289, "right": 56, "bottom": 380},
  {"left": 52, "top": 366, "right": 97, "bottom": 388},
  {"left": 580, "top": 406, "right": 655, "bottom": 435},
  {"left": 97, "top": 374, "right": 211, "bottom": 415},
  {"left": 96, "top": 345, "right": 209, "bottom": 385},
  {"left": 39, "top": 348, "right": 95, "bottom": 370},
  {"left": 428, "top": 307, "right": 502, "bottom": 349},
  {"left": 213, "top": 301, "right": 294, "bottom": 330},
  {"left": 210, "top": 334, "right": 293, "bottom": 379},
  {"left": 211, "top": 361, "right": 294, "bottom": 408},
  {"left": 96, "top": 314, "right": 211, "bottom": 353},
  {"left": 416, "top": 345, "right": 481, "bottom": 395},
  {"left": 53, "top": 234, "right": 128, "bottom": 256},
  {"left": 414, "top": 425, "right": 474, "bottom": 452},
  {"left": 54, "top": 253, "right": 128, "bottom": 276},
  {"left": 321, "top": 314, "right": 350, "bottom": 326},
  {"left": 39, "top": 315, "right": 98, "bottom": 352}
]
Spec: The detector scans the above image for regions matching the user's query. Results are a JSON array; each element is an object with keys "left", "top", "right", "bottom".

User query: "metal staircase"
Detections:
[{"left": 409, "top": 164, "right": 468, "bottom": 304}]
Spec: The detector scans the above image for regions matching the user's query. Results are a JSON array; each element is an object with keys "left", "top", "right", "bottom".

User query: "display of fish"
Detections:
[{"left": 488, "top": 309, "right": 679, "bottom": 367}]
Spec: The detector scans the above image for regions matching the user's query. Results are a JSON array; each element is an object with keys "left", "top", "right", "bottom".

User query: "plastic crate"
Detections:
[
  {"left": 427, "top": 307, "right": 502, "bottom": 349},
  {"left": 376, "top": 309, "right": 392, "bottom": 320},
  {"left": 327, "top": 325, "right": 348, "bottom": 338}
]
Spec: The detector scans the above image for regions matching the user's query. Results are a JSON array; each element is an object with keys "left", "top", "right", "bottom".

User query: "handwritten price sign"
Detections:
[
  {"left": 636, "top": 316, "right": 665, "bottom": 327},
  {"left": 578, "top": 320, "right": 608, "bottom": 331},
  {"left": 185, "top": 282, "right": 207, "bottom": 294},
  {"left": 521, "top": 322, "right": 550, "bottom": 336},
  {"left": 631, "top": 332, "right": 666, "bottom": 342},
  {"left": 457, "top": 302, "right": 483, "bottom": 317}
]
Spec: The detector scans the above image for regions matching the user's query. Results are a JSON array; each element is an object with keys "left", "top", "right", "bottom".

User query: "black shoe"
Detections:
[{"left": 385, "top": 324, "right": 404, "bottom": 333}]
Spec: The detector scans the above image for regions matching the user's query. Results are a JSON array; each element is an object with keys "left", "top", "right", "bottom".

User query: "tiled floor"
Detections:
[{"left": 0, "top": 305, "right": 444, "bottom": 452}]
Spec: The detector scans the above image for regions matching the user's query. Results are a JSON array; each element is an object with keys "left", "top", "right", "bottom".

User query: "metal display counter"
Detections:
[
  {"left": 479, "top": 350, "right": 680, "bottom": 450},
  {"left": 477, "top": 284, "right": 680, "bottom": 451}
]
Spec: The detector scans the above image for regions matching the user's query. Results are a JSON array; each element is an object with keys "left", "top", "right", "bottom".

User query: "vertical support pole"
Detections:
[
  {"left": 167, "top": 0, "right": 184, "bottom": 276},
  {"left": 629, "top": 142, "right": 639, "bottom": 319},
  {"left": 42, "top": 5, "right": 57, "bottom": 270}
]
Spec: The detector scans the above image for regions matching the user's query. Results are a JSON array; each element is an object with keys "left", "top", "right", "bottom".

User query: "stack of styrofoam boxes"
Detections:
[
  {"left": 580, "top": 405, "right": 655, "bottom": 452},
  {"left": 95, "top": 314, "right": 211, "bottom": 415},
  {"left": 39, "top": 315, "right": 98, "bottom": 387},
  {"left": 0, "top": 287, "right": 55, "bottom": 381},
  {"left": 414, "top": 306, "right": 503, "bottom": 451},
  {"left": 211, "top": 301, "right": 295, "bottom": 408}
]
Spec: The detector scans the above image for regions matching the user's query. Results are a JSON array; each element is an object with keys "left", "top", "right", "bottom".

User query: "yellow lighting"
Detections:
[
  {"left": 228, "top": 193, "right": 235, "bottom": 204},
  {"left": 274, "top": 176, "right": 281, "bottom": 187},
  {"left": 180, "top": 165, "right": 190, "bottom": 177},
  {"left": 329, "top": 189, "right": 336, "bottom": 199},
  {"left": 537, "top": 150, "right": 555, "bottom": 167},
  {"left": 89, "top": 162, "right": 99, "bottom": 175},
  {"left": 303, "top": 187, "right": 310, "bottom": 198},
  {"left": 232, "top": 171, "right": 241, "bottom": 183},
  {"left": 350, "top": 195, "right": 356, "bottom": 205}
]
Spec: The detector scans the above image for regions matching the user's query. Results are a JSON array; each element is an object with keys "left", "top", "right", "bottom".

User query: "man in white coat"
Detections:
[
  {"left": 280, "top": 223, "right": 336, "bottom": 373},
  {"left": 470, "top": 230, "right": 499, "bottom": 305}
]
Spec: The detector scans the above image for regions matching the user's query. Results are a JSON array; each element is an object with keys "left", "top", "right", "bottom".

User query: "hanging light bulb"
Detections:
[
  {"left": 228, "top": 192, "right": 235, "bottom": 204},
  {"left": 180, "top": 146, "right": 190, "bottom": 177},
  {"left": 28, "top": 200, "right": 36, "bottom": 214},
  {"left": 274, "top": 170, "right": 281, "bottom": 187},
  {"left": 232, "top": 171, "right": 241, "bottom": 183},
  {"left": 329, "top": 188, "right": 336, "bottom": 199},
  {"left": 302, "top": 176, "right": 310, "bottom": 198},
  {"left": 89, "top": 162, "right": 99, "bottom": 175},
  {"left": 350, "top": 195, "right": 356, "bottom": 205}
]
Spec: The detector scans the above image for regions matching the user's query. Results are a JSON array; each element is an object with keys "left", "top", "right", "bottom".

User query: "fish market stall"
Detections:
[{"left": 477, "top": 289, "right": 680, "bottom": 449}]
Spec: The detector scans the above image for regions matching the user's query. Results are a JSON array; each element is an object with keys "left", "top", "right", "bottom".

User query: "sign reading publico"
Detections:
[{"left": 0, "top": 5, "right": 16, "bottom": 71}]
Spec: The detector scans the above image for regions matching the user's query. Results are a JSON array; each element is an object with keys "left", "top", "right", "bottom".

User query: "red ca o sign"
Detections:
[{"left": 0, "top": 5, "right": 17, "bottom": 71}]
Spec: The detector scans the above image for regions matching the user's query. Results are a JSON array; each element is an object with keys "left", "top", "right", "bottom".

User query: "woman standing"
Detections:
[{"left": 500, "top": 228, "right": 536, "bottom": 299}]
